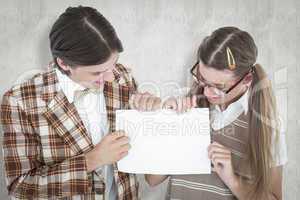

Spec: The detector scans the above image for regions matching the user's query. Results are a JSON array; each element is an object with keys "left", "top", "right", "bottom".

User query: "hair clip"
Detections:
[
  {"left": 250, "top": 63, "right": 256, "bottom": 73},
  {"left": 226, "top": 47, "right": 236, "bottom": 70}
]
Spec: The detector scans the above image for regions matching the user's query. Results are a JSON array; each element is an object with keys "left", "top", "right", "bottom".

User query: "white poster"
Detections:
[{"left": 116, "top": 108, "right": 211, "bottom": 175}]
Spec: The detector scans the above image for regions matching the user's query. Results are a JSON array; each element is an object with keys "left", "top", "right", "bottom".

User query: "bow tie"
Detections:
[{"left": 74, "top": 88, "right": 101, "bottom": 102}]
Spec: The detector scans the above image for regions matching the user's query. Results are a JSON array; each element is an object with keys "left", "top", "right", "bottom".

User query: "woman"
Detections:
[{"left": 134, "top": 27, "right": 287, "bottom": 200}]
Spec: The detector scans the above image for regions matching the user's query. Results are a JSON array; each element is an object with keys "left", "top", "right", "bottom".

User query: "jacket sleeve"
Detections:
[{"left": 1, "top": 92, "right": 90, "bottom": 199}]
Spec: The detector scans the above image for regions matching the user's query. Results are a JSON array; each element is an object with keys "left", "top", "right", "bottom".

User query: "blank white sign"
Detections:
[{"left": 116, "top": 108, "right": 211, "bottom": 175}]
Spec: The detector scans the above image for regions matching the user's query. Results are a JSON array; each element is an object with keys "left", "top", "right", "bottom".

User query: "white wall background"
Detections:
[{"left": 0, "top": 0, "right": 299, "bottom": 199}]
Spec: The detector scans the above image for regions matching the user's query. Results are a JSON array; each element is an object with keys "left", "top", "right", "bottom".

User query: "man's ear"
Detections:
[
  {"left": 56, "top": 57, "right": 71, "bottom": 72},
  {"left": 243, "top": 73, "right": 253, "bottom": 87}
]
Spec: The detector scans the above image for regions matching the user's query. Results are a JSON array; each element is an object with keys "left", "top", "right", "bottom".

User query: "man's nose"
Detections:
[
  {"left": 96, "top": 73, "right": 104, "bottom": 81},
  {"left": 102, "top": 71, "right": 114, "bottom": 82}
]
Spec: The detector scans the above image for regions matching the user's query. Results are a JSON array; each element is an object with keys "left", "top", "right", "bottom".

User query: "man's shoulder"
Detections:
[
  {"left": 2, "top": 69, "right": 58, "bottom": 106},
  {"left": 115, "top": 63, "right": 136, "bottom": 86},
  {"left": 115, "top": 63, "right": 133, "bottom": 75}
]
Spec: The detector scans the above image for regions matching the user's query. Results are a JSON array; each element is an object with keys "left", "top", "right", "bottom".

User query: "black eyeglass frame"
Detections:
[{"left": 190, "top": 61, "right": 253, "bottom": 94}]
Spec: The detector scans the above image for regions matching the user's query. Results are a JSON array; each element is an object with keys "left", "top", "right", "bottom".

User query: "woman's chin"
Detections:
[
  {"left": 207, "top": 97, "right": 222, "bottom": 104},
  {"left": 207, "top": 97, "right": 224, "bottom": 105}
]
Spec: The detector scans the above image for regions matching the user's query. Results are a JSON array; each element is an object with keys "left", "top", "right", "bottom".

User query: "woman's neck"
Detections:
[{"left": 219, "top": 86, "right": 248, "bottom": 111}]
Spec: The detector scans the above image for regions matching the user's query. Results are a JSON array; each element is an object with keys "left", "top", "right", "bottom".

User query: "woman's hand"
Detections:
[
  {"left": 162, "top": 95, "right": 197, "bottom": 112},
  {"left": 207, "top": 142, "right": 238, "bottom": 187},
  {"left": 130, "top": 92, "right": 162, "bottom": 111},
  {"left": 208, "top": 142, "right": 283, "bottom": 200}
]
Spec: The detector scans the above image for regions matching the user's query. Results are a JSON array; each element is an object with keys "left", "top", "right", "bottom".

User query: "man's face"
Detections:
[{"left": 62, "top": 52, "right": 119, "bottom": 89}]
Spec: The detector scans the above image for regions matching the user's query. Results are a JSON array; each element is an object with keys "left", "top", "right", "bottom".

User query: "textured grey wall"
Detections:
[{"left": 0, "top": 0, "right": 299, "bottom": 199}]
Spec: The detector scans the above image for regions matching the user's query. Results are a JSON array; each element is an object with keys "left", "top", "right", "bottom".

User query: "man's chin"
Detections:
[{"left": 91, "top": 83, "right": 104, "bottom": 91}]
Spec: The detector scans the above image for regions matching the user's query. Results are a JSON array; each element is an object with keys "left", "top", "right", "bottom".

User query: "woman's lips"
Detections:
[{"left": 207, "top": 96, "right": 220, "bottom": 101}]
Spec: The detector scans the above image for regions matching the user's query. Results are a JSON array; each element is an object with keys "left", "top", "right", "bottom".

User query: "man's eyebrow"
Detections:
[
  {"left": 91, "top": 62, "right": 118, "bottom": 74},
  {"left": 90, "top": 67, "right": 111, "bottom": 74},
  {"left": 89, "top": 55, "right": 119, "bottom": 74}
]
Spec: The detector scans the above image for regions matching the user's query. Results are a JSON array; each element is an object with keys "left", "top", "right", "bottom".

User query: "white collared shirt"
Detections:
[
  {"left": 55, "top": 68, "right": 117, "bottom": 200},
  {"left": 210, "top": 89, "right": 288, "bottom": 166}
]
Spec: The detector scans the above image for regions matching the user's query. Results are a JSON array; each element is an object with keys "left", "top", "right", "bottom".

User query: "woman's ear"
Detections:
[{"left": 56, "top": 57, "right": 71, "bottom": 72}]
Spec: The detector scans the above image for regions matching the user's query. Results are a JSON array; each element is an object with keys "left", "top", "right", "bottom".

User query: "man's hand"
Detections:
[{"left": 85, "top": 131, "right": 130, "bottom": 172}]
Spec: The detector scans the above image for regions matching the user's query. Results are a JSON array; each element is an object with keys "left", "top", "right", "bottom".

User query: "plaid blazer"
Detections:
[{"left": 1, "top": 64, "right": 139, "bottom": 200}]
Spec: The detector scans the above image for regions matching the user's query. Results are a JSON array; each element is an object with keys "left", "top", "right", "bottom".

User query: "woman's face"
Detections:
[
  {"left": 197, "top": 62, "right": 249, "bottom": 106},
  {"left": 61, "top": 52, "right": 119, "bottom": 90}
]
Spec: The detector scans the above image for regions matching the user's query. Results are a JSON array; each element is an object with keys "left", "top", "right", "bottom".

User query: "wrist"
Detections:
[
  {"left": 85, "top": 151, "right": 104, "bottom": 172},
  {"left": 228, "top": 174, "right": 241, "bottom": 194},
  {"left": 228, "top": 175, "right": 249, "bottom": 200}
]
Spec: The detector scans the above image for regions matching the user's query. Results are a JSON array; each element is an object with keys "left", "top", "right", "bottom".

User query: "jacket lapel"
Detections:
[
  {"left": 103, "top": 70, "right": 132, "bottom": 133},
  {"left": 103, "top": 65, "right": 135, "bottom": 199},
  {"left": 42, "top": 70, "right": 93, "bottom": 155}
]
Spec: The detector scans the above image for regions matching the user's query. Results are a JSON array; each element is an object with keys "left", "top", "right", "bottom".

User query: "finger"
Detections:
[
  {"left": 208, "top": 143, "right": 228, "bottom": 152},
  {"left": 115, "top": 136, "right": 130, "bottom": 146},
  {"left": 181, "top": 97, "right": 188, "bottom": 113},
  {"left": 192, "top": 95, "right": 197, "bottom": 107},
  {"left": 143, "top": 91, "right": 151, "bottom": 96},
  {"left": 185, "top": 97, "right": 191, "bottom": 111},
  {"left": 119, "top": 143, "right": 131, "bottom": 152},
  {"left": 211, "top": 156, "right": 231, "bottom": 167},
  {"left": 211, "top": 152, "right": 231, "bottom": 161},
  {"left": 146, "top": 97, "right": 155, "bottom": 111},
  {"left": 133, "top": 93, "right": 142, "bottom": 109},
  {"left": 140, "top": 94, "right": 151, "bottom": 111},
  {"left": 153, "top": 98, "right": 162, "bottom": 110},
  {"left": 212, "top": 161, "right": 223, "bottom": 173},
  {"left": 162, "top": 98, "right": 177, "bottom": 110},
  {"left": 209, "top": 150, "right": 231, "bottom": 160},
  {"left": 211, "top": 141, "right": 225, "bottom": 147},
  {"left": 129, "top": 92, "right": 138, "bottom": 109},
  {"left": 177, "top": 97, "right": 183, "bottom": 113},
  {"left": 208, "top": 146, "right": 231, "bottom": 158},
  {"left": 110, "top": 131, "right": 127, "bottom": 140}
]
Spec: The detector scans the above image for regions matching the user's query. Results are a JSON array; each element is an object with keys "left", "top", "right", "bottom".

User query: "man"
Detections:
[{"left": 1, "top": 6, "right": 139, "bottom": 199}]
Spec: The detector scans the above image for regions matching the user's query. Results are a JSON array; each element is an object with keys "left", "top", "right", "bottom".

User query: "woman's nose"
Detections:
[{"left": 204, "top": 86, "right": 220, "bottom": 98}]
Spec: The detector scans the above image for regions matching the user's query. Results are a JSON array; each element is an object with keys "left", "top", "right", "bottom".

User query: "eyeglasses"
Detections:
[{"left": 190, "top": 61, "right": 252, "bottom": 95}]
